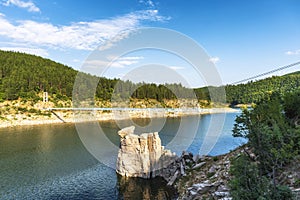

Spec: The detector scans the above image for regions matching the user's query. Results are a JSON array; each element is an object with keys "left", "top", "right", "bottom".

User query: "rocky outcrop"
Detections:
[
  {"left": 116, "top": 128, "right": 300, "bottom": 200},
  {"left": 174, "top": 150, "right": 235, "bottom": 200},
  {"left": 175, "top": 146, "right": 300, "bottom": 200},
  {"left": 116, "top": 126, "right": 176, "bottom": 179}
]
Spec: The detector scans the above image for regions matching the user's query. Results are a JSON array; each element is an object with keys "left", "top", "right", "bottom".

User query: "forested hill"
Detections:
[
  {"left": 0, "top": 50, "right": 299, "bottom": 104},
  {"left": 0, "top": 50, "right": 77, "bottom": 100},
  {"left": 0, "top": 50, "right": 192, "bottom": 101},
  {"left": 225, "top": 72, "right": 300, "bottom": 105}
]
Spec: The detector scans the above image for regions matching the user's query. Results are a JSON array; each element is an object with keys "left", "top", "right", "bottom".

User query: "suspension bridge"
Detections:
[{"left": 42, "top": 61, "right": 300, "bottom": 116}]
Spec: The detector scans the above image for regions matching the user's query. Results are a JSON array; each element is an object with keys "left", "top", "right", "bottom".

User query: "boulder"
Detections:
[
  {"left": 192, "top": 162, "right": 206, "bottom": 170},
  {"left": 208, "top": 165, "right": 216, "bottom": 173},
  {"left": 116, "top": 126, "right": 176, "bottom": 179}
]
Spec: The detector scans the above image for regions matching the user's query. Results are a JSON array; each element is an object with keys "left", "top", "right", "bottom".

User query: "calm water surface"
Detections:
[{"left": 0, "top": 112, "right": 246, "bottom": 199}]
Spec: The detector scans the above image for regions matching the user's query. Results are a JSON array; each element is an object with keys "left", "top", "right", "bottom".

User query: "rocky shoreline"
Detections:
[
  {"left": 0, "top": 107, "right": 239, "bottom": 129},
  {"left": 115, "top": 127, "right": 300, "bottom": 200},
  {"left": 169, "top": 149, "right": 238, "bottom": 200},
  {"left": 115, "top": 126, "right": 238, "bottom": 199},
  {"left": 151, "top": 147, "right": 300, "bottom": 200}
]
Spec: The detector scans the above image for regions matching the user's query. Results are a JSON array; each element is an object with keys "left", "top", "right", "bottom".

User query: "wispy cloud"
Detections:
[
  {"left": 169, "top": 66, "right": 184, "bottom": 70},
  {"left": 86, "top": 56, "right": 144, "bottom": 68},
  {"left": 72, "top": 59, "right": 81, "bottom": 63},
  {"left": 209, "top": 56, "right": 220, "bottom": 64},
  {"left": 2, "top": 0, "right": 40, "bottom": 13},
  {"left": 0, "top": 46, "right": 48, "bottom": 57},
  {"left": 139, "top": 0, "right": 155, "bottom": 8},
  {"left": 0, "top": 10, "right": 169, "bottom": 51},
  {"left": 285, "top": 49, "right": 300, "bottom": 55}
]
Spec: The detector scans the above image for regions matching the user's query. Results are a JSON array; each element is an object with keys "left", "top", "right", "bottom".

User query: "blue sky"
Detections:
[{"left": 0, "top": 0, "right": 300, "bottom": 87}]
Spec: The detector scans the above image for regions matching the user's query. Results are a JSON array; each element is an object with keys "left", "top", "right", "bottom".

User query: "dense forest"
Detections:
[
  {"left": 229, "top": 90, "right": 300, "bottom": 199},
  {"left": 0, "top": 50, "right": 194, "bottom": 102},
  {"left": 0, "top": 50, "right": 299, "bottom": 105},
  {"left": 226, "top": 72, "right": 300, "bottom": 105}
]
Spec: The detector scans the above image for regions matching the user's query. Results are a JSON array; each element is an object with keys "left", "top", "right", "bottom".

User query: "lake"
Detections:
[{"left": 0, "top": 112, "right": 246, "bottom": 199}]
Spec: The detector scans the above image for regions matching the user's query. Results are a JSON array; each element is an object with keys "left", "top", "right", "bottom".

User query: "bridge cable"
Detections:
[{"left": 231, "top": 61, "right": 300, "bottom": 85}]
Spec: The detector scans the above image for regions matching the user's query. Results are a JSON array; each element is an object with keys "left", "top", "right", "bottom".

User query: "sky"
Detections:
[{"left": 0, "top": 0, "right": 300, "bottom": 87}]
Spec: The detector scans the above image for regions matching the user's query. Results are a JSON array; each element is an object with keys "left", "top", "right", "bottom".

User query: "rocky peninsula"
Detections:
[
  {"left": 116, "top": 126, "right": 234, "bottom": 199},
  {"left": 116, "top": 127, "right": 300, "bottom": 200}
]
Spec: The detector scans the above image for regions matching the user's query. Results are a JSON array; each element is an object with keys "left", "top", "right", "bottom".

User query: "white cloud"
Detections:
[
  {"left": 107, "top": 55, "right": 144, "bottom": 61},
  {"left": 98, "top": 31, "right": 131, "bottom": 51},
  {"left": 169, "top": 66, "right": 184, "bottom": 70},
  {"left": 86, "top": 56, "right": 143, "bottom": 69},
  {"left": 285, "top": 49, "right": 300, "bottom": 55},
  {"left": 209, "top": 56, "right": 220, "bottom": 64},
  {"left": 2, "top": 0, "right": 40, "bottom": 12},
  {"left": 0, "top": 46, "right": 48, "bottom": 57},
  {"left": 72, "top": 59, "right": 81, "bottom": 63},
  {"left": 139, "top": 0, "right": 155, "bottom": 8},
  {"left": 0, "top": 10, "right": 168, "bottom": 51}
]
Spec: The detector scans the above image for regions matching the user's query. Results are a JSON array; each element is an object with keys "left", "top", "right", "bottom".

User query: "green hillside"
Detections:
[
  {"left": 0, "top": 50, "right": 77, "bottom": 100},
  {"left": 0, "top": 50, "right": 190, "bottom": 102},
  {"left": 225, "top": 74, "right": 300, "bottom": 105},
  {"left": 0, "top": 50, "right": 299, "bottom": 105}
]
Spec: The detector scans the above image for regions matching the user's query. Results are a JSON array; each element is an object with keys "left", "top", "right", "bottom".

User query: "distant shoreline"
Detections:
[{"left": 0, "top": 107, "right": 240, "bottom": 129}]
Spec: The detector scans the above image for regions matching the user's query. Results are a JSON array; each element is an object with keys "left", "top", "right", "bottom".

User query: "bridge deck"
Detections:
[{"left": 43, "top": 107, "right": 202, "bottom": 112}]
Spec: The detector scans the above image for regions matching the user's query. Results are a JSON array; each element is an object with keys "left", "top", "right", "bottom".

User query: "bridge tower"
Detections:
[{"left": 43, "top": 92, "right": 48, "bottom": 108}]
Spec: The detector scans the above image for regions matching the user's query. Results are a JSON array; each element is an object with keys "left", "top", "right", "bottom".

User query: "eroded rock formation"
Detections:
[{"left": 116, "top": 126, "right": 176, "bottom": 179}]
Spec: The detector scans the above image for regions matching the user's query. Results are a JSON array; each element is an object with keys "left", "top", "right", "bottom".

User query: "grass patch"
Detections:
[
  {"left": 295, "top": 178, "right": 300, "bottom": 187},
  {"left": 206, "top": 172, "right": 215, "bottom": 178}
]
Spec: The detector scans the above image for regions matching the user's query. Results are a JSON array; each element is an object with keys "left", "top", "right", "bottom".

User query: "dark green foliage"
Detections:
[
  {"left": 0, "top": 50, "right": 196, "bottom": 102},
  {"left": 1, "top": 50, "right": 299, "bottom": 105},
  {"left": 283, "top": 90, "right": 300, "bottom": 122},
  {"left": 17, "top": 107, "right": 28, "bottom": 113},
  {"left": 271, "top": 185, "right": 294, "bottom": 200},
  {"left": 226, "top": 74, "right": 300, "bottom": 105},
  {"left": 0, "top": 50, "right": 77, "bottom": 100},
  {"left": 230, "top": 155, "right": 272, "bottom": 200},
  {"left": 233, "top": 95, "right": 298, "bottom": 173},
  {"left": 230, "top": 155, "right": 294, "bottom": 200},
  {"left": 230, "top": 92, "right": 300, "bottom": 199}
]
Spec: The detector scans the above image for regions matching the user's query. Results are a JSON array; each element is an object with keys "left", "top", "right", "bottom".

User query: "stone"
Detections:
[
  {"left": 167, "top": 170, "right": 179, "bottom": 186},
  {"left": 192, "top": 162, "right": 206, "bottom": 170},
  {"left": 116, "top": 126, "right": 177, "bottom": 179},
  {"left": 118, "top": 126, "right": 135, "bottom": 138},
  {"left": 224, "top": 160, "right": 230, "bottom": 165},
  {"left": 189, "top": 190, "right": 197, "bottom": 196},
  {"left": 180, "top": 162, "right": 186, "bottom": 176},
  {"left": 208, "top": 165, "right": 216, "bottom": 173},
  {"left": 193, "top": 154, "right": 200, "bottom": 163},
  {"left": 217, "top": 185, "right": 229, "bottom": 192},
  {"left": 192, "top": 182, "right": 213, "bottom": 194},
  {"left": 187, "top": 187, "right": 194, "bottom": 191},
  {"left": 214, "top": 191, "right": 230, "bottom": 197},
  {"left": 182, "top": 151, "right": 190, "bottom": 159}
]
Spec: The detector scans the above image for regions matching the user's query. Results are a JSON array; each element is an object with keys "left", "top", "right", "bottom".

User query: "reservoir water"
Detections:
[{"left": 0, "top": 112, "right": 246, "bottom": 199}]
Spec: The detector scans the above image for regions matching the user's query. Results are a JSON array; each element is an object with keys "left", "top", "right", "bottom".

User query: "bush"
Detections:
[
  {"left": 229, "top": 155, "right": 271, "bottom": 200},
  {"left": 17, "top": 107, "right": 28, "bottom": 113},
  {"left": 28, "top": 108, "right": 38, "bottom": 113},
  {"left": 271, "top": 185, "right": 294, "bottom": 200}
]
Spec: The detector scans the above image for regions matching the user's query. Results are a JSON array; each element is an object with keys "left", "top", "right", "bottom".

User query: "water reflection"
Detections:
[
  {"left": 117, "top": 175, "right": 178, "bottom": 200},
  {"left": 0, "top": 113, "right": 244, "bottom": 199}
]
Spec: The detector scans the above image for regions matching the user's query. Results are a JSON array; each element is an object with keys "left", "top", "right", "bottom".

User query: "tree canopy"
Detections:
[
  {"left": 0, "top": 50, "right": 299, "bottom": 105},
  {"left": 230, "top": 91, "right": 300, "bottom": 199}
]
